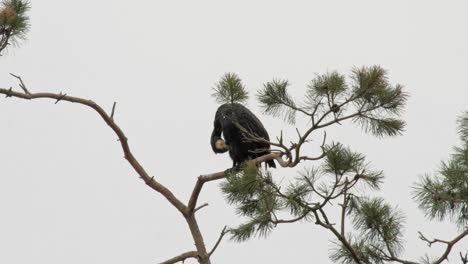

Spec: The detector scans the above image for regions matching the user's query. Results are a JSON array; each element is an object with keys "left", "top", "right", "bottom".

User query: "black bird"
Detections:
[{"left": 211, "top": 103, "right": 276, "bottom": 169}]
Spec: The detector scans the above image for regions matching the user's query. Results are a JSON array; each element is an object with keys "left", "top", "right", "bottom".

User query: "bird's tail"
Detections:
[{"left": 266, "top": 159, "right": 276, "bottom": 169}]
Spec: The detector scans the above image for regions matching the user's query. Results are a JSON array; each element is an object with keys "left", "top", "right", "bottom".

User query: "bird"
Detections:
[{"left": 211, "top": 103, "right": 276, "bottom": 169}]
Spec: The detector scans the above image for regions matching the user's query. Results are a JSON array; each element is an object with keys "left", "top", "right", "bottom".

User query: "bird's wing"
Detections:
[{"left": 233, "top": 104, "right": 271, "bottom": 142}]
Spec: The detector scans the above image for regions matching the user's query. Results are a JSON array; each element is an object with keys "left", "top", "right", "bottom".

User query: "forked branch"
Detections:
[{"left": 419, "top": 229, "right": 468, "bottom": 264}]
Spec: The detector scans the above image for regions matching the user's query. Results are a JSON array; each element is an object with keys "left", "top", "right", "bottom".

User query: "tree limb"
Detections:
[
  {"left": 0, "top": 86, "right": 188, "bottom": 215},
  {"left": 159, "top": 251, "right": 199, "bottom": 264},
  {"left": 0, "top": 84, "right": 217, "bottom": 263},
  {"left": 419, "top": 228, "right": 468, "bottom": 264},
  {"left": 208, "top": 226, "right": 228, "bottom": 257}
]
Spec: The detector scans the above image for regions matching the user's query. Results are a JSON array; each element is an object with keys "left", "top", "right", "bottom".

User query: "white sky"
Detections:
[{"left": 0, "top": 0, "right": 467, "bottom": 263}]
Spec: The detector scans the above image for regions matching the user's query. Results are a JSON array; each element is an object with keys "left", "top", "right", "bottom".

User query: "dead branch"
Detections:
[
  {"left": 208, "top": 226, "right": 228, "bottom": 257},
  {"left": 159, "top": 251, "right": 199, "bottom": 264},
  {"left": 194, "top": 203, "right": 209, "bottom": 213},
  {"left": 419, "top": 229, "right": 468, "bottom": 264},
  {"left": 111, "top": 101, "right": 117, "bottom": 120},
  {"left": 460, "top": 252, "right": 468, "bottom": 264},
  {"left": 0, "top": 83, "right": 216, "bottom": 263},
  {"left": 10, "top": 73, "right": 31, "bottom": 94},
  {"left": 0, "top": 87, "right": 188, "bottom": 213}
]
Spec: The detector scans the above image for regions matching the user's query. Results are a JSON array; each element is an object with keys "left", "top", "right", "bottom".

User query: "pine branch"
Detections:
[
  {"left": 419, "top": 229, "right": 468, "bottom": 264},
  {"left": 257, "top": 79, "right": 308, "bottom": 124}
]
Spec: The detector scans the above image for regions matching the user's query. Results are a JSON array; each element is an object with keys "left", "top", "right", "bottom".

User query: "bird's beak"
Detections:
[{"left": 215, "top": 139, "right": 229, "bottom": 151}]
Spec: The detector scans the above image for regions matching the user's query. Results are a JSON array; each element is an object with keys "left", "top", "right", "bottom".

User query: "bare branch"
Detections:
[
  {"left": 234, "top": 120, "right": 291, "bottom": 158},
  {"left": 5, "top": 87, "right": 13, "bottom": 97},
  {"left": 271, "top": 212, "right": 310, "bottom": 224},
  {"left": 54, "top": 92, "right": 67, "bottom": 104},
  {"left": 194, "top": 203, "right": 209, "bottom": 213},
  {"left": 418, "top": 231, "right": 449, "bottom": 247},
  {"left": 0, "top": 88, "right": 188, "bottom": 216},
  {"left": 0, "top": 86, "right": 224, "bottom": 262},
  {"left": 208, "top": 226, "right": 228, "bottom": 257},
  {"left": 111, "top": 101, "right": 117, "bottom": 120},
  {"left": 460, "top": 252, "right": 468, "bottom": 264},
  {"left": 299, "top": 153, "right": 327, "bottom": 162},
  {"left": 419, "top": 229, "right": 468, "bottom": 264},
  {"left": 159, "top": 251, "right": 199, "bottom": 264},
  {"left": 9, "top": 73, "right": 31, "bottom": 94}
]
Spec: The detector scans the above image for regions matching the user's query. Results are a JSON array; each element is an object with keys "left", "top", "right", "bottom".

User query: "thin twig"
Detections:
[
  {"left": 271, "top": 212, "right": 310, "bottom": 224},
  {"left": 194, "top": 203, "right": 209, "bottom": 213},
  {"left": 208, "top": 226, "right": 228, "bottom": 257},
  {"left": 111, "top": 101, "right": 117, "bottom": 120},
  {"left": 460, "top": 252, "right": 468, "bottom": 264},
  {"left": 55, "top": 92, "right": 67, "bottom": 104},
  {"left": 9, "top": 73, "right": 31, "bottom": 94}
]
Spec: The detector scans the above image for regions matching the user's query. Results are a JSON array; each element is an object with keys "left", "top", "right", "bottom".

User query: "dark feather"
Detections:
[{"left": 211, "top": 103, "right": 276, "bottom": 168}]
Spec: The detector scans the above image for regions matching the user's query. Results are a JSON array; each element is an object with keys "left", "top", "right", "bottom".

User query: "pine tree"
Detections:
[{"left": 216, "top": 67, "right": 467, "bottom": 263}]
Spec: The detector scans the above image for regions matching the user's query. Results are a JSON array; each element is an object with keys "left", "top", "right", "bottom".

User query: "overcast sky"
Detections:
[{"left": 0, "top": 1, "right": 467, "bottom": 263}]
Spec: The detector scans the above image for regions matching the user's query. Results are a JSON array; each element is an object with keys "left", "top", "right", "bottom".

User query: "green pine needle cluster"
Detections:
[
  {"left": 216, "top": 69, "right": 466, "bottom": 263},
  {"left": 350, "top": 66, "right": 407, "bottom": 137},
  {"left": 282, "top": 179, "right": 313, "bottom": 217},
  {"left": 0, "top": 0, "right": 30, "bottom": 53},
  {"left": 257, "top": 65, "right": 407, "bottom": 138},
  {"left": 413, "top": 111, "right": 468, "bottom": 228},
  {"left": 257, "top": 79, "right": 297, "bottom": 124},
  {"left": 212, "top": 72, "right": 249, "bottom": 104},
  {"left": 307, "top": 71, "right": 348, "bottom": 103},
  {"left": 349, "top": 197, "right": 405, "bottom": 254},
  {"left": 323, "top": 143, "right": 384, "bottom": 190},
  {"left": 458, "top": 111, "right": 468, "bottom": 140},
  {"left": 221, "top": 162, "right": 279, "bottom": 242},
  {"left": 222, "top": 143, "right": 386, "bottom": 242},
  {"left": 331, "top": 197, "right": 406, "bottom": 263}
]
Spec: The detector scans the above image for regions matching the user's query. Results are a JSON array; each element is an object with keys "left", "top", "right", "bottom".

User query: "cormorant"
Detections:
[{"left": 211, "top": 103, "right": 276, "bottom": 169}]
